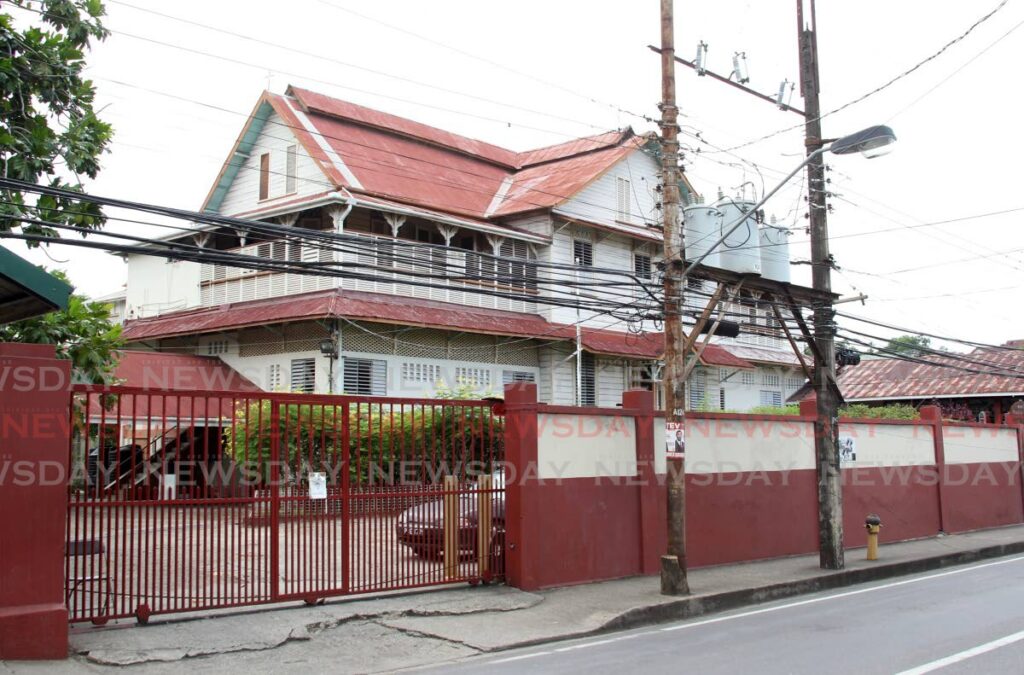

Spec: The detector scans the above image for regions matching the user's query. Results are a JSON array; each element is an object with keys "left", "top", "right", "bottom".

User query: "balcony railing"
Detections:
[{"left": 199, "top": 235, "right": 538, "bottom": 314}]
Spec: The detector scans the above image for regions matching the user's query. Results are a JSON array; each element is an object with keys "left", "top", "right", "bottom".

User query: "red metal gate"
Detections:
[{"left": 65, "top": 386, "right": 505, "bottom": 624}]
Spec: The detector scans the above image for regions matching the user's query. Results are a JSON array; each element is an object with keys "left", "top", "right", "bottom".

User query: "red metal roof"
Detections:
[
  {"left": 121, "top": 290, "right": 755, "bottom": 368},
  {"left": 241, "top": 88, "right": 652, "bottom": 224},
  {"left": 836, "top": 347, "right": 1024, "bottom": 401},
  {"left": 112, "top": 350, "right": 261, "bottom": 392}
]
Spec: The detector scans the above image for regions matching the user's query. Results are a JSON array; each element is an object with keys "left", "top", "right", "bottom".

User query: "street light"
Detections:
[{"left": 680, "top": 124, "right": 897, "bottom": 280}]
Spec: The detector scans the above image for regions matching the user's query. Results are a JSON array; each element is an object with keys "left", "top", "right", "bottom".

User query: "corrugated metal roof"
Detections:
[
  {"left": 837, "top": 347, "right": 1024, "bottom": 400},
  {"left": 112, "top": 350, "right": 261, "bottom": 392},
  {"left": 121, "top": 290, "right": 755, "bottom": 368},
  {"left": 214, "top": 89, "right": 657, "bottom": 227}
]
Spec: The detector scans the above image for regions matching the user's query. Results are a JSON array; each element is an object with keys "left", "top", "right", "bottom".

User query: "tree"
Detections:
[
  {"left": 0, "top": 0, "right": 112, "bottom": 241},
  {"left": 878, "top": 335, "right": 932, "bottom": 358},
  {"left": 0, "top": 271, "right": 122, "bottom": 384}
]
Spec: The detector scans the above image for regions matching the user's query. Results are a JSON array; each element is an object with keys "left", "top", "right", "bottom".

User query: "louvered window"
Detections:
[
  {"left": 616, "top": 177, "right": 631, "bottom": 222},
  {"left": 401, "top": 362, "right": 441, "bottom": 384},
  {"left": 343, "top": 358, "right": 386, "bottom": 396},
  {"left": 579, "top": 352, "right": 596, "bottom": 406},
  {"left": 759, "top": 390, "right": 782, "bottom": 407},
  {"left": 634, "top": 254, "right": 652, "bottom": 279},
  {"left": 285, "top": 145, "right": 297, "bottom": 193},
  {"left": 455, "top": 367, "right": 491, "bottom": 389},
  {"left": 573, "top": 239, "right": 593, "bottom": 267},
  {"left": 689, "top": 368, "right": 707, "bottom": 410},
  {"left": 502, "top": 370, "right": 535, "bottom": 384},
  {"left": 268, "top": 364, "right": 282, "bottom": 391},
  {"left": 290, "top": 358, "right": 316, "bottom": 393}
]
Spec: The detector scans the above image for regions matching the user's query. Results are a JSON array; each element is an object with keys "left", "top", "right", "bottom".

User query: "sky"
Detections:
[{"left": 6, "top": 0, "right": 1024, "bottom": 348}]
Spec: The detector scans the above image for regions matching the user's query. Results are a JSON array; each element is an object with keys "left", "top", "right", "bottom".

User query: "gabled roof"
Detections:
[
  {"left": 835, "top": 346, "right": 1024, "bottom": 401},
  {"left": 202, "top": 86, "right": 666, "bottom": 230}
]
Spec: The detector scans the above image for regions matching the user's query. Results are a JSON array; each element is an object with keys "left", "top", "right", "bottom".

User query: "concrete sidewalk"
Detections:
[{"left": 6, "top": 525, "right": 1024, "bottom": 674}]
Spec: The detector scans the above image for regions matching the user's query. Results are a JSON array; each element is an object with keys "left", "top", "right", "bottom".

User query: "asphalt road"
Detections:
[{"left": 435, "top": 555, "right": 1024, "bottom": 674}]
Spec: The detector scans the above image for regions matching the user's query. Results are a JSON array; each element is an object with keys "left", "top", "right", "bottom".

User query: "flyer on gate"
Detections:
[{"left": 665, "top": 421, "right": 684, "bottom": 456}]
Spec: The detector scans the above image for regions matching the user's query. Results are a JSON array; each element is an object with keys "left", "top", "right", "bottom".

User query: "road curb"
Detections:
[{"left": 599, "top": 541, "right": 1024, "bottom": 634}]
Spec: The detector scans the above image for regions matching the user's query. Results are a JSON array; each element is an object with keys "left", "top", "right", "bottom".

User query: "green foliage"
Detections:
[
  {"left": 225, "top": 395, "right": 503, "bottom": 487},
  {"left": 841, "top": 403, "right": 919, "bottom": 420},
  {"left": 877, "top": 334, "right": 932, "bottom": 358},
  {"left": 747, "top": 404, "right": 801, "bottom": 416},
  {"left": 0, "top": 270, "right": 122, "bottom": 383},
  {"left": 708, "top": 402, "right": 919, "bottom": 420},
  {"left": 1, "top": 0, "right": 112, "bottom": 241}
]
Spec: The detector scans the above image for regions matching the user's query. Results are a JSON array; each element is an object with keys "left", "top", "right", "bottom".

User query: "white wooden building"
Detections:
[{"left": 120, "top": 86, "right": 804, "bottom": 410}]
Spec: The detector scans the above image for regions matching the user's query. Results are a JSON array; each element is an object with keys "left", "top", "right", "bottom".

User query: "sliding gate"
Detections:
[{"left": 66, "top": 386, "right": 505, "bottom": 623}]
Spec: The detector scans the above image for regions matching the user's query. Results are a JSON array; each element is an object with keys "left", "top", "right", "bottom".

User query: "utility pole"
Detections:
[
  {"left": 797, "top": 0, "right": 844, "bottom": 570},
  {"left": 659, "top": 0, "right": 689, "bottom": 595}
]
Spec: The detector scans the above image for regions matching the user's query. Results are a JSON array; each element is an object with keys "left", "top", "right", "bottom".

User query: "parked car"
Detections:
[{"left": 395, "top": 472, "right": 505, "bottom": 560}]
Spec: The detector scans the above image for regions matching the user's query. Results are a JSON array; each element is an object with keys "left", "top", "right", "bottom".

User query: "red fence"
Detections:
[
  {"left": 502, "top": 384, "right": 1024, "bottom": 591},
  {"left": 65, "top": 386, "right": 504, "bottom": 624}
]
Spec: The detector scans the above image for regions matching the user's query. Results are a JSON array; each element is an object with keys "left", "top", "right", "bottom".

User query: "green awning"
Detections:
[{"left": 0, "top": 247, "right": 72, "bottom": 323}]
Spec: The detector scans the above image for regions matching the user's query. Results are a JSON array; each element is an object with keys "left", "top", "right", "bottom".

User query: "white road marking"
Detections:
[
  {"left": 895, "top": 628, "right": 1024, "bottom": 674},
  {"left": 478, "top": 555, "right": 1024, "bottom": 666},
  {"left": 490, "top": 651, "right": 551, "bottom": 664},
  {"left": 659, "top": 554, "right": 1024, "bottom": 632}
]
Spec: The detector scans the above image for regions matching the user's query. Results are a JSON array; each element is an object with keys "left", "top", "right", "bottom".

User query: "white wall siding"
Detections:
[
  {"left": 554, "top": 150, "right": 661, "bottom": 228},
  {"left": 503, "top": 213, "right": 553, "bottom": 238},
  {"left": 125, "top": 256, "right": 201, "bottom": 318},
  {"left": 217, "top": 111, "right": 328, "bottom": 216},
  {"left": 597, "top": 359, "right": 625, "bottom": 408}
]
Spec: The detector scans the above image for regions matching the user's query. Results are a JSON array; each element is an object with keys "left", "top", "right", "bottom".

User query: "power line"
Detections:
[
  {"left": 313, "top": 0, "right": 657, "bottom": 125},
  {"left": 104, "top": 0, "right": 611, "bottom": 135},
  {"left": 717, "top": 0, "right": 1010, "bottom": 153},
  {"left": 836, "top": 310, "right": 1022, "bottom": 352}
]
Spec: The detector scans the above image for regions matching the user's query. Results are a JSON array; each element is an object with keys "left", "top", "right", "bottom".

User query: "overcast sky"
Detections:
[{"left": 7, "top": 0, "right": 1023, "bottom": 349}]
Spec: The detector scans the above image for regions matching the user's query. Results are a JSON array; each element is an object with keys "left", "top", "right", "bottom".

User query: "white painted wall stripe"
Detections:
[
  {"left": 943, "top": 426, "right": 1019, "bottom": 465},
  {"left": 537, "top": 413, "right": 637, "bottom": 479},
  {"left": 285, "top": 98, "right": 364, "bottom": 190}
]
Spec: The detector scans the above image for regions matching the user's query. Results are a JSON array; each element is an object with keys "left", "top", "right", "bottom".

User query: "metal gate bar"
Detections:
[{"left": 66, "top": 385, "right": 504, "bottom": 623}]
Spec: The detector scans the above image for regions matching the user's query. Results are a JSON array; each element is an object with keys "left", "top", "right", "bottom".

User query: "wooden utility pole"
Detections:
[
  {"left": 797, "top": 0, "right": 844, "bottom": 570},
  {"left": 659, "top": 0, "right": 689, "bottom": 595}
]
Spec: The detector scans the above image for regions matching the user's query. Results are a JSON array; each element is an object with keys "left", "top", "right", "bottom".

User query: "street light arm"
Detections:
[{"left": 679, "top": 145, "right": 828, "bottom": 280}]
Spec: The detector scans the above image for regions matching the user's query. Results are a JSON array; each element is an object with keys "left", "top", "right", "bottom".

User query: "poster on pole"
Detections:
[
  {"left": 309, "top": 472, "right": 327, "bottom": 500},
  {"left": 839, "top": 436, "right": 857, "bottom": 465},
  {"left": 665, "top": 421, "right": 685, "bottom": 456}
]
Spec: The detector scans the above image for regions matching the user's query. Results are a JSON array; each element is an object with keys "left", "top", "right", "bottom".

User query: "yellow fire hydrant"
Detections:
[{"left": 865, "top": 514, "right": 882, "bottom": 561}]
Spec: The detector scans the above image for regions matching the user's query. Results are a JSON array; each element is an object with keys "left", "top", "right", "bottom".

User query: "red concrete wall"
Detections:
[
  {"left": 687, "top": 470, "right": 818, "bottom": 566},
  {"left": 505, "top": 393, "right": 1024, "bottom": 592},
  {"left": 942, "top": 463, "right": 1024, "bottom": 533},
  {"left": 842, "top": 466, "right": 941, "bottom": 548},
  {"left": 0, "top": 343, "right": 71, "bottom": 659}
]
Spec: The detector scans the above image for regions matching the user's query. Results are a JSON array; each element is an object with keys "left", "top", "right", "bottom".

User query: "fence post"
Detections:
[
  {"left": 503, "top": 383, "right": 539, "bottom": 590},
  {"left": 1006, "top": 413, "right": 1024, "bottom": 518},
  {"left": 269, "top": 401, "right": 281, "bottom": 600},
  {"left": 624, "top": 389, "right": 662, "bottom": 575},
  {"left": 920, "top": 405, "right": 948, "bottom": 533},
  {"left": 0, "top": 343, "right": 72, "bottom": 660}
]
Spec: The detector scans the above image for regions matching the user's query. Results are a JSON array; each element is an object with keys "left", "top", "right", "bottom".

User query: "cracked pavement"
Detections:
[{"left": 12, "top": 586, "right": 541, "bottom": 674}]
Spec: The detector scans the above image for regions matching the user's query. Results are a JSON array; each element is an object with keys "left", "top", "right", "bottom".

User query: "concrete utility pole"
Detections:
[
  {"left": 797, "top": 0, "right": 844, "bottom": 570},
  {"left": 659, "top": 0, "right": 690, "bottom": 595}
]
